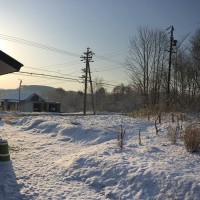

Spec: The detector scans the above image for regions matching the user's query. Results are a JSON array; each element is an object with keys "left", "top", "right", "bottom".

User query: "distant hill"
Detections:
[
  {"left": 0, "top": 85, "right": 57, "bottom": 99},
  {"left": 21, "top": 85, "right": 56, "bottom": 94}
]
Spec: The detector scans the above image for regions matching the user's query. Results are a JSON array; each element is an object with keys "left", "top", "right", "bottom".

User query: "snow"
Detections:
[{"left": 0, "top": 113, "right": 200, "bottom": 199}]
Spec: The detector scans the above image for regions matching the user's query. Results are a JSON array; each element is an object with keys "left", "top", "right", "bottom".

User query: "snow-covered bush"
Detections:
[{"left": 183, "top": 125, "right": 200, "bottom": 152}]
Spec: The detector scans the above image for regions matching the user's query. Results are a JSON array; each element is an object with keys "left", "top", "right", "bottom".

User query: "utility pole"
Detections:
[
  {"left": 81, "top": 48, "right": 95, "bottom": 115},
  {"left": 18, "top": 79, "right": 22, "bottom": 111},
  {"left": 88, "top": 65, "right": 96, "bottom": 115},
  {"left": 166, "top": 26, "right": 177, "bottom": 107}
]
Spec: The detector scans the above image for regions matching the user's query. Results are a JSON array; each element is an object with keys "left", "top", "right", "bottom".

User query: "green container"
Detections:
[{"left": 0, "top": 140, "right": 10, "bottom": 162}]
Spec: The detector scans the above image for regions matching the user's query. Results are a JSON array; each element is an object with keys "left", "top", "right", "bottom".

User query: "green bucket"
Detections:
[{"left": 0, "top": 140, "right": 10, "bottom": 162}]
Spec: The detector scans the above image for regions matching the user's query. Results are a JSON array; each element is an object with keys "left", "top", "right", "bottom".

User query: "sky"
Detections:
[{"left": 0, "top": 0, "right": 199, "bottom": 92}]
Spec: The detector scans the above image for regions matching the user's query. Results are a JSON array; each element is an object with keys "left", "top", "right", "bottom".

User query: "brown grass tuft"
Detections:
[
  {"left": 183, "top": 125, "right": 200, "bottom": 152},
  {"left": 167, "top": 127, "right": 177, "bottom": 144},
  {"left": 3, "top": 116, "right": 20, "bottom": 125}
]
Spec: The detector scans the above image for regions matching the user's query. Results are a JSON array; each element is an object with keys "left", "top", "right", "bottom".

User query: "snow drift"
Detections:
[{"left": 0, "top": 114, "right": 200, "bottom": 199}]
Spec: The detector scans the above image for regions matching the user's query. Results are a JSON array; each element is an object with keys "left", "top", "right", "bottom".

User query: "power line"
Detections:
[
  {"left": 13, "top": 70, "right": 120, "bottom": 91},
  {"left": 176, "top": 21, "right": 200, "bottom": 31},
  {"left": 0, "top": 33, "right": 128, "bottom": 71},
  {"left": 96, "top": 48, "right": 129, "bottom": 58},
  {"left": 68, "top": 64, "right": 125, "bottom": 75},
  {"left": 95, "top": 54, "right": 124, "bottom": 65},
  {"left": 29, "top": 60, "right": 82, "bottom": 71},
  {"left": 24, "top": 66, "right": 81, "bottom": 79},
  {"left": 0, "top": 33, "right": 80, "bottom": 58},
  {"left": 24, "top": 79, "right": 77, "bottom": 87},
  {"left": 0, "top": 33, "right": 128, "bottom": 64},
  {"left": 94, "top": 81, "right": 118, "bottom": 87},
  {"left": 0, "top": 33, "right": 129, "bottom": 90},
  {"left": 15, "top": 71, "right": 82, "bottom": 83},
  {"left": 93, "top": 66, "right": 124, "bottom": 73},
  {"left": 67, "top": 68, "right": 83, "bottom": 75}
]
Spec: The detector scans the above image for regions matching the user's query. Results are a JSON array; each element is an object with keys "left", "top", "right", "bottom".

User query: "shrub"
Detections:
[
  {"left": 167, "top": 126, "right": 177, "bottom": 144},
  {"left": 183, "top": 126, "right": 200, "bottom": 152}
]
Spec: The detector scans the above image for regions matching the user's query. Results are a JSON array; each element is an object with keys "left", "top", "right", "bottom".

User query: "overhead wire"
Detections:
[
  {"left": 93, "top": 66, "right": 124, "bottom": 73},
  {"left": 0, "top": 33, "right": 127, "bottom": 67},
  {"left": 95, "top": 47, "right": 128, "bottom": 58},
  {"left": 15, "top": 71, "right": 82, "bottom": 83},
  {"left": 13, "top": 70, "right": 119, "bottom": 89},
  {"left": 14, "top": 71, "right": 118, "bottom": 90},
  {"left": 0, "top": 34, "right": 80, "bottom": 58},
  {"left": 22, "top": 78, "right": 78, "bottom": 88},
  {"left": 95, "top": 54, "right": 124, "bottom": 65},
  {"left": 24, "top": 66, "right": 81, "bottom": 79},
  {"left": 0, "top": 33, "right": 128, "bottom": 89},
  {"left": 33, "top": 60, "right": 82, "bottom": 70},
  {"left": 0, "top": 33, "right": 128, "bottom": 70}
]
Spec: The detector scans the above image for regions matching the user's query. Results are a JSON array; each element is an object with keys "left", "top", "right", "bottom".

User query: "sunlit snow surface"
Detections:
[{"left": 0, "top": 114, "right": 200, "bottom": 199}]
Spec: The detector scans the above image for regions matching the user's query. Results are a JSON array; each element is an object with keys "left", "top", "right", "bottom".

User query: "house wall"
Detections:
[
  {"left": 1, "top": 101, "right": 18, "bottom": 111},
  {"left": 33, "top": 102, "right": 45, "bottom": 112},
  {"left": 1, "top": 94, "right": 61, "bottom": 112},
  {"left": 20, "top": 102, "right": 34, "bottom": 112},
  {"left": 47, "top": 103, "right": 61, "bottom": 112}
]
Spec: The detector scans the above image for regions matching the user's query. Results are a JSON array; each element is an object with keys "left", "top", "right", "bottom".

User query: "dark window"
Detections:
[{"left": 31, "top": 95, "right": 40, "bottom": 101}]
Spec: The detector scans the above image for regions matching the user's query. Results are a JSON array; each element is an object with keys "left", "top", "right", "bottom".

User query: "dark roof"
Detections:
[
  {"left": 1, "top": 92, "right": 45, "bottom": 102},
  {"left": 0, "top": 50, "right": 23, "bottom": 75}
]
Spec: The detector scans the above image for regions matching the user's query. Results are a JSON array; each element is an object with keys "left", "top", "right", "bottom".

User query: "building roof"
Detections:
[
  {"left": 1, "top": 92, "right": 45, "bottom": 102},
  {"left": 0, "top": 50, "right": 23, "bottom": 75}
]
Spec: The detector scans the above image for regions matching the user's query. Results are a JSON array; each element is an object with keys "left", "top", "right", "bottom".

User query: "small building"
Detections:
[{"left": 1, "top": 92, "right": 61, "bottom": 112}]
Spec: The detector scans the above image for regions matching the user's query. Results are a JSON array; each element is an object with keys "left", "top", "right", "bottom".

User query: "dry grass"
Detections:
[
  {"left": 167, "top": 126, "right": 177, "bottom": 144},
  {"left": 3, "top": 116, "right": 20, "bottom": 125},
  {"left": 183, "top": 125, "right": 200, "bottom": 152}
]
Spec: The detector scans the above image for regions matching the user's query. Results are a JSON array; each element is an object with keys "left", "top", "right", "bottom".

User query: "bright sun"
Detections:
[{"left": 0, "top": 40, "right": 7, "bottom": 51}]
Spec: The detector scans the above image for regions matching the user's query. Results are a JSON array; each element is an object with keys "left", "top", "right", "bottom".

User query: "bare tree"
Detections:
[
  {"left": 126, "top": 26, "right": 168, "bottom": 108},
  {"left": 189, "top": 28, "right": 200, "bottom": 91},
  {"left": 93, "top": 77, "right": 107, "bottom": 112}
]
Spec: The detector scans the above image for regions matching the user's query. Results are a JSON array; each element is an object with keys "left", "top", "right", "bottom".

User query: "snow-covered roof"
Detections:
[
  {"left": 1, "top": 92, "right": 44, "bottom": 101},
  {"left": 0, "top": 50, "right": 23, "bottom": 75}
]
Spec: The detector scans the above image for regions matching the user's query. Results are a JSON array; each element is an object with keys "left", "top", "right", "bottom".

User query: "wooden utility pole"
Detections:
[
  {"left": 166, "top": 26, "right": 176, "bottom": 107},
  {"left": 18, "top": 79, "right": 22, "bottom": 111},
  {"left": 88, "top": 64, "right": 96, "bottom": 115},
  {"left": 81, "top": 48, "right": 95, "bottom": 115}
]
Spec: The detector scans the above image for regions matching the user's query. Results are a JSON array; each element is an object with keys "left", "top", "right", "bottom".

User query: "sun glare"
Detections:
[{"left": 0, "top": 40, "right": 7, "bottom": 51}]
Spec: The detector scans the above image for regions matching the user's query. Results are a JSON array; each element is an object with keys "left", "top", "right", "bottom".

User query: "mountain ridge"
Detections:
[{"left": 0, "top": 85, "right": 62, "bottom": 99}]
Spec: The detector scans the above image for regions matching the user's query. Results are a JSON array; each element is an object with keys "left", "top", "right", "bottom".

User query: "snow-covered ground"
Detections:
[{"left": 0, "top": 113, "right": 200, "bottom": 200}]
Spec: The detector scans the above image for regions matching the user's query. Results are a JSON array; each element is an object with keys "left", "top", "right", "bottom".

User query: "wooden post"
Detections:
[
  {"left": 155, "top": 115, "right": 159, "bottom": 135},
  {"left": 139, "top": 129, "right": 142, "bottom": 145},
  {"left": 172, "top": 113, "right": 175, "bottom": 123},
  {"left": 159, "top": 113, "right": 161, "bottom": 124},
  {"left": 148, "top": 112, "right": 150, "bottom": 121}
]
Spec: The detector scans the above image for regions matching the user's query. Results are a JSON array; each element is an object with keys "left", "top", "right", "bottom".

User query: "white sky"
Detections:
[{"left": 0, "top": 0, "right": 199, "bottom": 91}]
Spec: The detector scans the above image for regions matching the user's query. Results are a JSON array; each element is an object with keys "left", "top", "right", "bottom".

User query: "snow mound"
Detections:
[{"left": 1, "top": 114, "right": 200, "bottom": 199}]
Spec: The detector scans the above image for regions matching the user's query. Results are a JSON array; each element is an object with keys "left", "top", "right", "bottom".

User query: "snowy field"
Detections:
[{"left": 0, "top": 113, "right": 200, "bottom": 200}]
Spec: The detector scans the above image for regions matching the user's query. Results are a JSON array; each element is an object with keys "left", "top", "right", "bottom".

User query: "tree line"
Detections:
[
  {"left": 126, "top": 26, "right": 200, "bottom": 111},
  {"left": 47, "top": 26, "right": 200, "bottom": 113},
  {"left": 45, "top": 83, "right": 138, "bottom": 113}
]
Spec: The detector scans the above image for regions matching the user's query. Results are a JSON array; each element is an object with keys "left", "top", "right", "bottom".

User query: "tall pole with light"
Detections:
[
  {"left": 166, "top": 26, "right": 177, "bottom": 107},
  {"left": 18, "top": 79, "right": 22, "bottom": 111}
]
